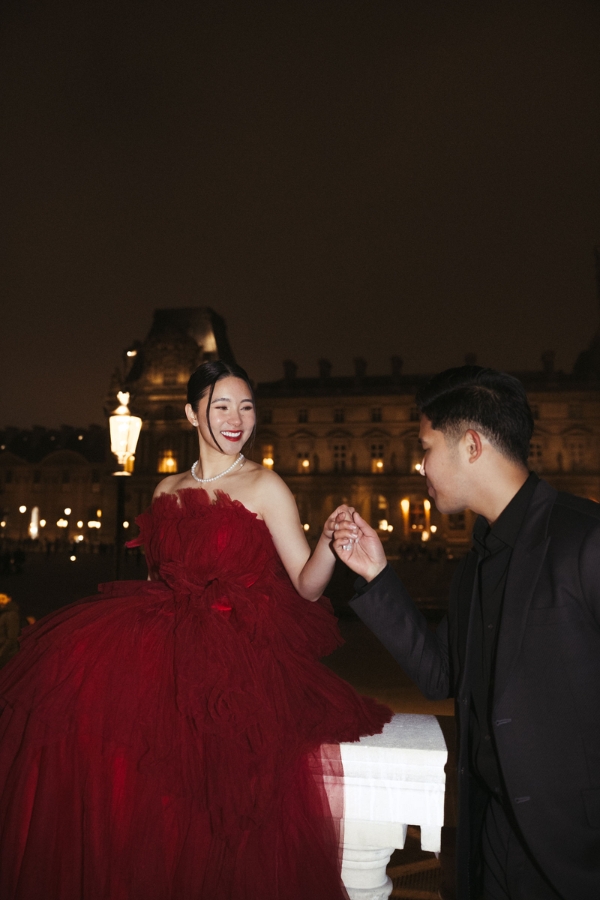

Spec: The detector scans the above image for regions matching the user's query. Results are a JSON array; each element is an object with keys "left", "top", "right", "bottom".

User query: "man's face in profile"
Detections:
[{"left": 419, "top": 416, "right": 469, "bottom": 515}]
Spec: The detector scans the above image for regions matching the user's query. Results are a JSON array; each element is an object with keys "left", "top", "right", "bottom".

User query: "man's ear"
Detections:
[{"left": 464, "top": 429, "right": 484, "bottom": 463}]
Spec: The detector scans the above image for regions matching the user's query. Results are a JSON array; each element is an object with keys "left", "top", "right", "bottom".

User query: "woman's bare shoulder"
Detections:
[{"left": 153, "top": 473, "right": 190, "bottom": 499}]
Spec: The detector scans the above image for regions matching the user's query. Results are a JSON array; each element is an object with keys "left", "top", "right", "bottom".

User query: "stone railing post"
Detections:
[{"left": 323, "top": 713, "right": 448, "bottom": 900}]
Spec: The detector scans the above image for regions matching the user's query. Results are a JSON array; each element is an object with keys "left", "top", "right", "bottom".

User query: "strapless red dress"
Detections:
[{"left": 0, "top": 490, "right": 391, "bottom": 899}]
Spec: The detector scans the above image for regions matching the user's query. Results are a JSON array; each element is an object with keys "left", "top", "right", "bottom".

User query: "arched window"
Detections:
[{"left": 157, "top": 450, "right": 178, "bottom": 474}]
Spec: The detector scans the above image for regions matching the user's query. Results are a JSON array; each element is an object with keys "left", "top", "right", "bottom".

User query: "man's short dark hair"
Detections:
[{"left": 416, "top": 366, "right": 534, "bottom": 465}]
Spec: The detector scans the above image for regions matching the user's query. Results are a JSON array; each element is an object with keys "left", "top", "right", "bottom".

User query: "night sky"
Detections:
[{"left": 1, "top": 0, "right": 599, "bottom": 428}]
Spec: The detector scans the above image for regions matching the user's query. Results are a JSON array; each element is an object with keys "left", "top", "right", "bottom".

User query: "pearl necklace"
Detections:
[{"left": 190, "top": 454, "right": 245, "bottom": 483}]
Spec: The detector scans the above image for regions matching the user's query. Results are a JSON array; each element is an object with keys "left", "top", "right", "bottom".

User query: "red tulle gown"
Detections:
[{"left": 0, "top": 489, "right": 391, "bottom": 899}]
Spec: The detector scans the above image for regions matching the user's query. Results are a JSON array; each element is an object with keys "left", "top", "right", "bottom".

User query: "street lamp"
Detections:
[{"left": 109, "top": 391, "right": 142, "bottom": 578}]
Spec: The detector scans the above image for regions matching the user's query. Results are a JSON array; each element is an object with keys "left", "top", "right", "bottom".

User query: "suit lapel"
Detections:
[{"left": 493, "top": 480, "right": 556, "bottom": 704}]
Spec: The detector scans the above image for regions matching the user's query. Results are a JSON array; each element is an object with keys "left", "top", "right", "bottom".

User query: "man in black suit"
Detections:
[{"left": 333, "top": 366, "right": 600, "bottom": 900}]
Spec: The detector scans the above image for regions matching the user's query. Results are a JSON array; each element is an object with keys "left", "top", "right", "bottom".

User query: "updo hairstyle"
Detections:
[{"left": 186, "top": 360, "right": 256, "bottom": 453}]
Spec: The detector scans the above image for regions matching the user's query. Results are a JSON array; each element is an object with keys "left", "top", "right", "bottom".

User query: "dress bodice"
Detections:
[{"left": 133, "top": 489, "right": 279, "bottom": 592}]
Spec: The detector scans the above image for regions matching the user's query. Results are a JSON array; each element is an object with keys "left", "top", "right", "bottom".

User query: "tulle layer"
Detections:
[{"left": 0, "top": 490, "right": 391, "bottom": 898}]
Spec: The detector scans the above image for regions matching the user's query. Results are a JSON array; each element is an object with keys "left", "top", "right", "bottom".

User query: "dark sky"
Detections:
[{"left": 1, "top": 0, "right": 599, "bottom": 428}]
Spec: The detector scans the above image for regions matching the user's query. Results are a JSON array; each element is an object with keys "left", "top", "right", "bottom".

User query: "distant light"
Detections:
[
  {"left": 96, "top": 509, "right": 102, "bottom": 518},
  {"left": 387, "top": 524, "right": 393, "bottom": 532},
  {"left": 303, "top": 523, "right": 310, "bottom": 532},
  {"left": 126, "top": 349, "right": 138, "bottom": 357},
  {"left": 430, "top": 525, "right": 437, "bottom": 533},
  {"left": 0, "top": 445, "right": 5, "bottom": 450},
  {"left": 78, "top": 435, "right": 83, "bottom": 441},
  {"left": 76, "top": 520, "right": 83, "bottom": 528},
  {"left": 69, "top": 555, "right": 77, "bottom": 561},
  {"left": 376, "top": 460, "right": 383, "bottom": 469},
  {"left": 64, "top": 508, "right": 71, "bottom": 515},
  {"left": 421, "top": 530, "right": 430, "bottom": 542},
  {"left": 75, "top": 535, "right": 84, "bottom": 542},
  {"left": 19, "top": 505, "right": 27, "bottom": 513},
  {"left": 57, "top": 518, "right": 69, "bottom": 528},
  {"left": 262, "top": 457, "right": 274, "bottom": 469},
  {"left": 87, "top": 520, "right": 101, "bottom": 529},
  {"left": 414, "top": 463, "right": 421, "bottom": 471},
  {"left": 400, "top": 498, "right": 410, "bottom": 514},
  {"left": 378, "top": 519, "right": 389, "bottom": 531},
  {"left": 0, "top": 522, "right": 5, "bottom": 528},
  {"left": 40, "top": 519, "right": 46, "bottom": 527},
  {"left": 423, "top": 499, "right": 431, "bottom": 512},
  {"left": 301, "top": 459, "right": 310, "bottom": 468},
  {"left": 122, "top": 521, "right": 129, "bottom": 529}
]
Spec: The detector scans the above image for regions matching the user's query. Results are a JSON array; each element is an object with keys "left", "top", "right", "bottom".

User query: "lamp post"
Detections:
[{"left": 109, "top": 392, "right": 142, "bottom": 579}]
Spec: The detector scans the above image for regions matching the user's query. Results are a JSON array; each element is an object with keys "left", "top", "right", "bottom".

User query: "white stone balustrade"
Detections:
[{"left": 323, "top": 714, "right": 448, "bottom": 900}]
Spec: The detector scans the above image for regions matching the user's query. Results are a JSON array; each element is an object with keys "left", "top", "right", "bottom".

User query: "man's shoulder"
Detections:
[
  {"left": 545, "top": 485, "right": 600, "bottom": 541},
  {"left": 552, "top": 489, "right": 600, "bottom": 522}
]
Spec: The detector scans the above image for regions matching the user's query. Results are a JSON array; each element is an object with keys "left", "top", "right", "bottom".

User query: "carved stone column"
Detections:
[{"left": 324, "top": 714, "right": 448, "bottom": 900}]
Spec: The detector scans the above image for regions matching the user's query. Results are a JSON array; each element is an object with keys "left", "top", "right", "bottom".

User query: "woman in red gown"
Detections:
[{"left": 0, "top": 361, "right": 391, "bottom": 899}]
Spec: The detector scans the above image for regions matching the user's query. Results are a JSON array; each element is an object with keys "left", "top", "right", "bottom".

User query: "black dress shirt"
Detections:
[{"left": 468, "top": 472, "right": 539, "bottom": 795}]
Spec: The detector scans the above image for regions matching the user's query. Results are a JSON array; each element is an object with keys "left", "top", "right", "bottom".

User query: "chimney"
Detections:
[
  {"left": 353, "top": 357, "right": 367, "bottom": 378},
  {"left": 391, "top": 356, "right": 403, "bottom": 381},
  {"left": 318, "top": 359, "right": 332, "bottom": 381},
  {"left": 541, "top": 350, "right": 555, "bottom": 376},
  {"left": 283, "top": 360, "right": 297, "bottom": 382}
]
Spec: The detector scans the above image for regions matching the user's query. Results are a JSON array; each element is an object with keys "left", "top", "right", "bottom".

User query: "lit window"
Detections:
[
  {"left": 333, "top": 444, "right": 346, "bottom": 473},
  {"left": 262, "top": 445, "right": 275, "bottom": 470},
  {"left": 448, "top": 512, "right": 466, "bottom": 532},
  {"left": 334, "top": 408, "right": 345, "bottom": 423},
  {"left": 371, "top": 443, "right": 384, "bottom": 474},
  {"left": 528, "top": 441, "right": 543, "bottom": 472},
  {"left": 297, "top": 452, "right": 310, "bottom": 473},
  {"left": 566, "top": 439, "right": 586, "bottom": 472},
  {"left": 158, "top": 450, "right": 178, "bottom": 474}
]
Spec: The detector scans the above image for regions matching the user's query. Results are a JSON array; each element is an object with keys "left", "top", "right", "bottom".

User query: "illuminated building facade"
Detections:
[{"left": 2, "top": 305, "right": 600, "bottom": 554}]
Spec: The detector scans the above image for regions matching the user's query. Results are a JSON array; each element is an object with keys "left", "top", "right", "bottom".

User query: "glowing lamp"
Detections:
[
  {"left": 400, "top": 499, "right": 410, "bottom": 514},
  {"left": 19, "top": 505, "right": 26, "bottom": 514},
  {"left": 64, "top": 508, "right": 71, "bottom": 515},
  {"left": 303, "top": 523, "right": 310, "bottom": 532},
  {"left": 430, "top": 525, "right": 438, "bottom": 533},
  {"left": 109, "top": 392, "right": 142, "bottom": 475}
]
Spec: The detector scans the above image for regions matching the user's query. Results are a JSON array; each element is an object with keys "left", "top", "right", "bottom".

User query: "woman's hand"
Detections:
[
  {"left": 322, "top": 505, "right": 355, "bottom": 541},
  {"left": 333, "top": 511, "right": 387, "bottom": 582}
]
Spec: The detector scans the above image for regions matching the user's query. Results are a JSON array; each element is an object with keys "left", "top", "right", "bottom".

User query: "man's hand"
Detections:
[
  {"left": 333, "top": 510, "right": 387, "bottom": 581},
  {"left": 322, "top": 504, "right": 355, "bottom": 540}
]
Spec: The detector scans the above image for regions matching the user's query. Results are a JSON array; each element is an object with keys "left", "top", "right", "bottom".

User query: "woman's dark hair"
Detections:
[
  {"left": 416, "top": 366, "right": 534, "bottom": 465},
  {"left": 187, "top": 360, "right": 256, "bottom": 453}
]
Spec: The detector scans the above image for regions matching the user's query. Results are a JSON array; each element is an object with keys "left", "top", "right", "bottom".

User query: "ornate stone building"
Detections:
[{"left": 2, "top": 301, "right": 600, "bottom": 554}]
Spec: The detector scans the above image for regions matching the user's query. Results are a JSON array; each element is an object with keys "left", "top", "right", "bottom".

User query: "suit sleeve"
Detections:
[
  {"left": 579, "top": 521, "right": 600, "bottom": 627},
  {"left": 349, "top": 565, "right": 451, "bottom": 701}
]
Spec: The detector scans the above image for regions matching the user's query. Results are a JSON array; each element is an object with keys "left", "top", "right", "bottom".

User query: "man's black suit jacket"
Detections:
[{"left": 350, "top": 480, "right": 600, "bottom": 900}]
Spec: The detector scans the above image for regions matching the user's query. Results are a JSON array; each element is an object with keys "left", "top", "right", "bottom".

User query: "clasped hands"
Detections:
[{"left": 327, "top": 506, "right": 387, "bottom": 583}]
